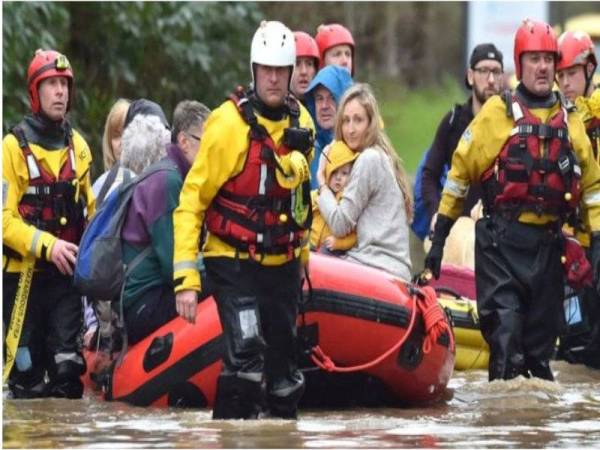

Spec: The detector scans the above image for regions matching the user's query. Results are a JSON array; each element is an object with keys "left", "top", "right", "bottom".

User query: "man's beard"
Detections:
[{"left": 473, "top": 84, "right": 495, "bottom": 105}]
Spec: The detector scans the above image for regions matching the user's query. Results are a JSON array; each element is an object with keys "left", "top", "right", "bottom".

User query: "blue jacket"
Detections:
[{"left": 304, "top": 66, "right": 353, "bottom": 188}]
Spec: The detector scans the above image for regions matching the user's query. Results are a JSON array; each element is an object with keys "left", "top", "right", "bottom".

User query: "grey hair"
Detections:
[
  {"left": 120, "top": 114, "right": 170, "bottom": 174},
  {"left": 171, "top": 100, "right": 211, "bottom": 143}
]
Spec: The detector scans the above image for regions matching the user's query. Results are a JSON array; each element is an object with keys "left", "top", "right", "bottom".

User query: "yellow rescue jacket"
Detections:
[
  {"left": 3, "top": 129, "right": 95, "bottom": 273},
  {"left": 173, "top": 98, "right": 315, "bottom": 293},
  {"left": 439, "top": 93, "right": 600, "bottom": 232}
]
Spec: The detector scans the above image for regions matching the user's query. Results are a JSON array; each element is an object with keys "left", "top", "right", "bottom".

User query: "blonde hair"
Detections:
[
  {"left": 334, "top": 83, "right": 413, "bottom": 223},
  {"left": 102, "top": 98, "right": 130, "bottom": 170}
]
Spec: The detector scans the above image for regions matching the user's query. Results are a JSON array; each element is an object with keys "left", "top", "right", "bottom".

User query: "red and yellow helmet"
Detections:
[
  {"left": 294, "top": 31, "right": 320, "bottom": 68},
  {"left": 557, "top": 30, "right": 597, "bottom": 72},
  {"left": 315, "top": 23, "right": 355, "bottom": 73},
  {"left": 513, "top": 19, "right": 558, "bottom": 80},
  {"left": 27, "top": 49, "right": 74, "bottom": 114}
]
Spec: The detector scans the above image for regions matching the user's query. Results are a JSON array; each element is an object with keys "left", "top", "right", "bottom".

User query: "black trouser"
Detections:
[
  {"left": 3, "top": 269, "right": 85, "bottom": 398},
  {"left": 124, "top": 285, "right": 178, "bottom": 346},
  {"left": 475, "top": 216, "right": 563, "bottom": 381},
  {"left": 206, "top": 257, "right": 305, "bottom": 419}
]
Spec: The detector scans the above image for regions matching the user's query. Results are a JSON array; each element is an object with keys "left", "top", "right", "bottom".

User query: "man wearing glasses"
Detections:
[{"left": 421, "top": 43, "right": 504, "bottom": 221}]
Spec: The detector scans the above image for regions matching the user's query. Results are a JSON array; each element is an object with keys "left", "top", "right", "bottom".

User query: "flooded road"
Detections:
[{"left": 3, "top": 361, "right": 599, "bottom": 448}]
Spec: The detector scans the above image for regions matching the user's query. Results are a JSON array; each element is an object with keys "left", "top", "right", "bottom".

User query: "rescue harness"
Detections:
[
  {"left": 204, "top": 87, "right": 312, "bottom": 259},
  {"left": 4, "top": 125, "right": 86, "bottom": 263},
  {"left": 481, "top": 90, "right": 582, "bottom": 220}
]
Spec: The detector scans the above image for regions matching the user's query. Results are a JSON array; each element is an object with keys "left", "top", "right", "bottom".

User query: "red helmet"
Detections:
[
  {"left": 27, "top": 49, "right": 74, "bottom": 114},
  {"left": 294, "top": 31, "right": 320, "bottom": 67},
  {"left": 557, "top": 31, "right": 597, "bottom": 72},
  {"left": 513, "top": 19, "right": 558, "bottom": 80},
  {"left": 315, "top": 23, "right": 355, "bottom": 72}
]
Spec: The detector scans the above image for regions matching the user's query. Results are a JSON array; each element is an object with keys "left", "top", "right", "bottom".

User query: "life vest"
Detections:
[
  {"left": 204, "top": 88, "right": 310, "bottom": 259},
  {"left": 586, "top": 116, "right": 600, "bottom": 161},
  {"left": 12, "top": 125, "right": 86, "bottom": 246},
  {"left": 481, "top": 91, "right": 582, "bottom": 218}
]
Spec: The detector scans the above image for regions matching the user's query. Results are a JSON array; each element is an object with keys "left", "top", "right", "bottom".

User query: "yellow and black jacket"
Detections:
[
  {"left": 173, "top": 95, "right": 315, "bottom": 293},
  {"left": 438, "top": 90, "right": 600, "bottom": 233},
  {"left": 3, "top": 117, "right": 95, "bottom": 273}
]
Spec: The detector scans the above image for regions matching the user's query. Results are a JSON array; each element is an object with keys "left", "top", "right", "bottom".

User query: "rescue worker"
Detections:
[
  {"left": 173, "top": 20, "right": 315, "bottom": 420},
  {"left": 421, "top": 43, "right": 504, "bottom": 220},
  {"left": 3, "top": 49, "right": 95, "bottom": 398},
  {"left": 425, "top": 19, "right": 600, "bottom": 381},
  {"left": 556, "top": 30, "right": 600, "bottom": 368},
  {"left": 315, "top": 23, "right": 355, "bottom": 75},
  {"left": 291, "top": 31, "right": 320, "bottom": 102},
  {"left": 304, "top": 65, "right": 353, "bottom": 188}
]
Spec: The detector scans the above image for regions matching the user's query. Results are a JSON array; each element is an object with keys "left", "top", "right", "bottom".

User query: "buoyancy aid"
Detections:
[
  {"left": 481, "top": 90, "right": 582, "bottom": 219},
  {"left": 204, "top": 87, "right": 312, "bottom": 258},
  {"left": 11, "top": 125, "right": 85, "bottom": 247}
]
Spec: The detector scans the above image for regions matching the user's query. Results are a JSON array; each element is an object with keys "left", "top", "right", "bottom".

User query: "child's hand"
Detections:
[{"left": 324, "top": 236, "right": 336, "bottom": 250}]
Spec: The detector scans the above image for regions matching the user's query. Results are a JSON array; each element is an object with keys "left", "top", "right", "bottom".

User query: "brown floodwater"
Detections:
[{"left": 3, "top": 361, "right": 599, "bottom": 448}]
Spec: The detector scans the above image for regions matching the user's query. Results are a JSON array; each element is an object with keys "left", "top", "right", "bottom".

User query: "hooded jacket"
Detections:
[
  {"left": 310, "top": 140, "right": 358, "bottom": 250},
  {"left": 304, "top": 66, "right": 353, "bottom": 188}
]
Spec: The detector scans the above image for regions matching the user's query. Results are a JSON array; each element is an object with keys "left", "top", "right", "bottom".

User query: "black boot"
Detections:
[
  {"left": 212, "top": 374, "right": 263, "bottom": 420},
  {"left": 266, "top": 371, "right": 305, "bottom": 419},
  {"left": 526, "top": 358, "right": 554, "bottom": 381}
]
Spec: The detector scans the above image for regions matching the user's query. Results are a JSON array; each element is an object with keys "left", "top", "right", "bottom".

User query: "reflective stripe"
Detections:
[
  {"left": 25, "top": 186, "right": 37, "bottom": 195},
  {"left": 237, "top": 371, "right": 263, "bottom": 383},
  {"left": 54, "top": 352, "right": 84, "bottom": 366},
  {"left": 30, "top": 229, "right": 42, "bottom": 256},
  {"left": 259, "top": 163, "right": 267, "bottom": 195},
  {"left": 173, "top": 261, "right": 197, "bottom": 272},
  {"left": 510, "top": 126, "right": 520, "bottom": 137},
  {"left": 512, "top": 102, "right": 524, "bottom": 122},
  {"left": 443, "top": 178, "right": 470, "bottom": 198},
  {"left": 26, "top": 154, "right": 41, "bottom": 179},
  {"left": 69, "top": 147, "right": 76, "bottom": 172},
  {"left": 257, "top": 233, "right": 263, "bottom": 243},
  {"left": 269, "top": 380, "right": 304, "bottom": 398},
  {"left": 583, "top": 191, "right": 600, "bottom": 206}
]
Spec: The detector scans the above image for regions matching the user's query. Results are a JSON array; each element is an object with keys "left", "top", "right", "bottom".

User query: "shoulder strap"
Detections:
[
  {"left": 96, "top": 162, "right": 121, "bottom": 208},
  {"left": 501, "top": 90, "right": 513, "bottom": 119}
]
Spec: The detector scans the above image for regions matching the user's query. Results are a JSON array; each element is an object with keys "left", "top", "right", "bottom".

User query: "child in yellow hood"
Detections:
[{"left": 310, "top": 140, "right": 358, "bottom": 252}]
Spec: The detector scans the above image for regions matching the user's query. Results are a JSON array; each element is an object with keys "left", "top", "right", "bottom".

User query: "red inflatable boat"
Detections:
[{"left": 83, "top": 253, "right": 455, "bottom": 408}]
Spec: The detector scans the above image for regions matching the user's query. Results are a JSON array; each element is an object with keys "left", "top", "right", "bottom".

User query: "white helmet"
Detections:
[{"left": 250, "top": 20, "right": 296, "bottom": 84}]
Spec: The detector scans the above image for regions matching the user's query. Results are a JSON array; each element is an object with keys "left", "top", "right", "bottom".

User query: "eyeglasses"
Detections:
[
  {"left": 185, "top": 131, "right": 202, "bottom": 142},
  {"left": 472, "top": 67, "right": 503, "bottom": 78}
]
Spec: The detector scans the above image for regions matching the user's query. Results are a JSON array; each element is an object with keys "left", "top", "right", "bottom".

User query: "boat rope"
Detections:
[{"left": 309, "top": 284, "right": 454, "bottom": 373}]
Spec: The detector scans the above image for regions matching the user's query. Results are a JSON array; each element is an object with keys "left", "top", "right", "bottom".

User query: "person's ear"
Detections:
[{"left": 467, "top": 69, "right": 475, "bottom": 88}]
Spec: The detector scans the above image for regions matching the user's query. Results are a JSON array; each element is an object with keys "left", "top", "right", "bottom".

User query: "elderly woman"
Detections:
[{"left": 83, "top": 111, "right": 170, "bottom": 351}]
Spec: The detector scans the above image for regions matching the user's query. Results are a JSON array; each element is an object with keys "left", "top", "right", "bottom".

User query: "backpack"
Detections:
[
  {"left": 411, "top": 148, "right": 448, "bottom": 240},
  {"left": 411, "top": 105, "right": 460, "bottom": 240},
  {"left": 74, "top": 159, "right": 176, "bottom": 300}
]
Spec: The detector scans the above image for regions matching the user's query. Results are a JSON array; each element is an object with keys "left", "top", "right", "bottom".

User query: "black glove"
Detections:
[
  {"left": 592, "top": 232, "right": 600, "bottom": 296},
  {"left": 424, "top": 214, "right": 455, "bottom": 279}
]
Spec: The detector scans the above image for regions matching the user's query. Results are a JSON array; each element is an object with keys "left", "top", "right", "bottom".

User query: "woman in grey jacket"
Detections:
[{"left": 316, "top": 83, "right": 413, "bottom": 281}]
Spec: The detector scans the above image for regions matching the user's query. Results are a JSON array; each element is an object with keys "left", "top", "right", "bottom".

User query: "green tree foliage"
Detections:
[{"left": 3, "top": 1, "right": 261, "bottom": 178}]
